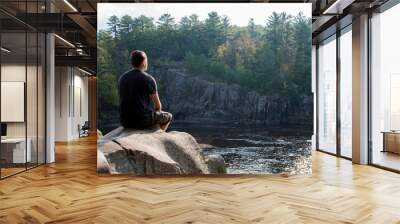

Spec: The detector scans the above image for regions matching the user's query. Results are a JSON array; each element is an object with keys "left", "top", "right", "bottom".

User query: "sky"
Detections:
[{"left": 98, "top": 3, "right": 311, "bottom": 30}]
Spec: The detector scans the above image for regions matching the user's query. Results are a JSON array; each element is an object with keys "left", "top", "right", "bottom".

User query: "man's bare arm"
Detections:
[{"left": 150, "top": 92, "right": 162, "bottom": 111}]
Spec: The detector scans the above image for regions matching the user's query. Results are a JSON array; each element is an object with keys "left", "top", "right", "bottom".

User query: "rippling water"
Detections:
[{"left": 170, "top": 122, "right": 312, "bottom": 175}]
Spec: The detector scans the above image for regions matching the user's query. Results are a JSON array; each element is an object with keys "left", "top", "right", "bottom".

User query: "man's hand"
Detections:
[{"left": 150, "top": 92, "right": 162, "bottom": 111}]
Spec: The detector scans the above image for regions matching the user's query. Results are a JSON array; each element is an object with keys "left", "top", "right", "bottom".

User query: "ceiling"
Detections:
[{"left": 0, "top": 0, "right": 393, "bottom": 75}]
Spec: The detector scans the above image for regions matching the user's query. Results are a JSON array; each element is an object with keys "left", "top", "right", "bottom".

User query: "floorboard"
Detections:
[{"left": 1, "top": 136, "right": 400, "bottom": 223}]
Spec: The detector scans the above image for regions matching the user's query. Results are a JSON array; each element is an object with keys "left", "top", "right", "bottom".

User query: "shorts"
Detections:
[
  {"left": 152, "top": 111, "right": 173, "bottom": 126},
  {"left": 122, "top": 111, "right": 172, "bottom": 130}
]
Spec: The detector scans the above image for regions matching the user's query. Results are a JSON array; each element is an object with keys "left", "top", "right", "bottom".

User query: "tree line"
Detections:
[{"left": 98, "top": 11, "right": 312, "bottom": 129}]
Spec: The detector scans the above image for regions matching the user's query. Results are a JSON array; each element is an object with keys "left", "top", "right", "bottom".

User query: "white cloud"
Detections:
[{"left": 98, "top": 3, "right": 311, "bottom": 30}]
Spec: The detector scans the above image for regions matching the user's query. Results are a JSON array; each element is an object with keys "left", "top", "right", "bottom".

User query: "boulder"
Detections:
[
  {"left": 204, "top": 154, "right": 227, "bottom": 174},
  {"left": 97, "top": 129, "right": 103, "bottom": 139},
  {"left": 97, "top": 127, "right": 227, "bottom": 175},
  {"left": 97, "top": 148, "right": 110, "bottom": 173}
]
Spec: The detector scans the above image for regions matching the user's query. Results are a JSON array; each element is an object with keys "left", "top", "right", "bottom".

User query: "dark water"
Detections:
[{"left": 170, "top": 122, "right": 312, "bottom": 175}]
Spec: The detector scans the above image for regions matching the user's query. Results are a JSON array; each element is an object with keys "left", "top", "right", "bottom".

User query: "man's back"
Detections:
[{"left": 118, "top": 69, "right": 157, "bottom": 128}]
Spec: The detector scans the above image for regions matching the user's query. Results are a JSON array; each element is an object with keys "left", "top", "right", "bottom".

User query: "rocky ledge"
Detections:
[
  {"left": 152, "top": 69, "right": 313, "bottom": 126},
  {"left": 97, "top": 127, "right": 227, "bottom": 175}
]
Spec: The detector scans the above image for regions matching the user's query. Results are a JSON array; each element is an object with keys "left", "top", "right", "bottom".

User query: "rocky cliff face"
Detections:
[{"left": 152, "top": 70, "right": 313, "bottom": 127}]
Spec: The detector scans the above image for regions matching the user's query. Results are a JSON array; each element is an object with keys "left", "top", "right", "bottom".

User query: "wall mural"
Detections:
[{"left": 97, "top": 3, "right": 313, "bottom": 175}]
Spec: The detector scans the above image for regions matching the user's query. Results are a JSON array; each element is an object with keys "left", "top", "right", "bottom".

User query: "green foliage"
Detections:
[
  {"left": 183, "top": 52, "right": 208, "bottom": 77},
  {"left": 97, "top": 73, "right": 119, "bottom": 127},
  {"left": 98, "top": 11, "right": 312, "bottom": 127}
]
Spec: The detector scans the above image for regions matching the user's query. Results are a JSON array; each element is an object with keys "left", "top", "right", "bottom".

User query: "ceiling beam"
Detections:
[
  {"left": 323, "top": 0, "right": 356, "bottom": 14},
  {"left": 67, "top": 13, "right": 97, "bottom": 47},
  {"left": 312, "top": 15, "right": 335, "bottom": 33},
  {"left": 55, "top": 55, "right": 96, "bottom": 73}
]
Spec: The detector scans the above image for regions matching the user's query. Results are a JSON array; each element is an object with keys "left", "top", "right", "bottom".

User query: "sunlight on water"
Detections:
[{"left": 171, "top": 122, "right": 312, "bottom": 175}]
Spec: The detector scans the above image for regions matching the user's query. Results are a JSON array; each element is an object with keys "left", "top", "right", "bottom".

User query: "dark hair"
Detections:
[{"left": 130, "top": 50, "right": 146, "bottom": 68}]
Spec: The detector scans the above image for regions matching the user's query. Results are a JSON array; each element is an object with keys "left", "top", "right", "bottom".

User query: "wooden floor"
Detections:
[
  {"left": 372, "top": 150, "right": 400, "bottom": 171},
  {"left": 1, "top": 136, "right": 400, "bottom": 223},
  {"left": 0, "top": 167, "right": 26, "bottom": 178}
]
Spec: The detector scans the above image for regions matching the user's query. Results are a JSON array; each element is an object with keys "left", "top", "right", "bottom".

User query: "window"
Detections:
[
  {"left": 0, "top": 2, "right": 46, "bottom": 179},
  {"left": 370, "top": 3, "right": 400, "bottom": 171},
  {"left": 318, "top": 35, "right": 337, "bottom": 154},
  {"left": 339, "top": 26, "right": 352, "bottom": 158}
]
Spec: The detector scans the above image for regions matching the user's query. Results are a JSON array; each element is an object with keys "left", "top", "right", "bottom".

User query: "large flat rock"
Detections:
[{"left": 97, "top": 127, "right": 226, "bottom": 175}]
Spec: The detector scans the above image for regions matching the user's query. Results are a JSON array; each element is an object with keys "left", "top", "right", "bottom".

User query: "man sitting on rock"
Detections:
[{"left": 118, "top": 50, "right": 172, "bottom": 131}]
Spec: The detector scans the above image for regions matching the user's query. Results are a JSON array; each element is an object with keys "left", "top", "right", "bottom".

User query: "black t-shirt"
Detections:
[{"left": 118, "top": 69, "right": 157, "bottom": 128}]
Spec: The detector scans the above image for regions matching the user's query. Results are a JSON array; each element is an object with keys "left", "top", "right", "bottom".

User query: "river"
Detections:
[{"left": 170, "top": 122, "right": 312, "bottom": 175}]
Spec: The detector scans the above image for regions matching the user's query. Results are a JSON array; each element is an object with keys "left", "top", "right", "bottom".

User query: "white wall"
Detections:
[
  {"left": 1, "top": 64, "right": 36, "bottom": 138},
  {"left": 1, "top": 65, "right": 26, "bottom": 138},
  {"left": 1, "top": 65, "right": 26, "bottom": 144},
  {"left": 55, "top": 66, "right": 70, "bottom": 141},
  {"left": 1, "top": 63, "right": 46, "bottom": 164},
  {"left": 55, "top": 67, "right": 89, "bottom": 141},
  {"left": 73, "top": 73, "right": 89, "bottom": 137}
]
